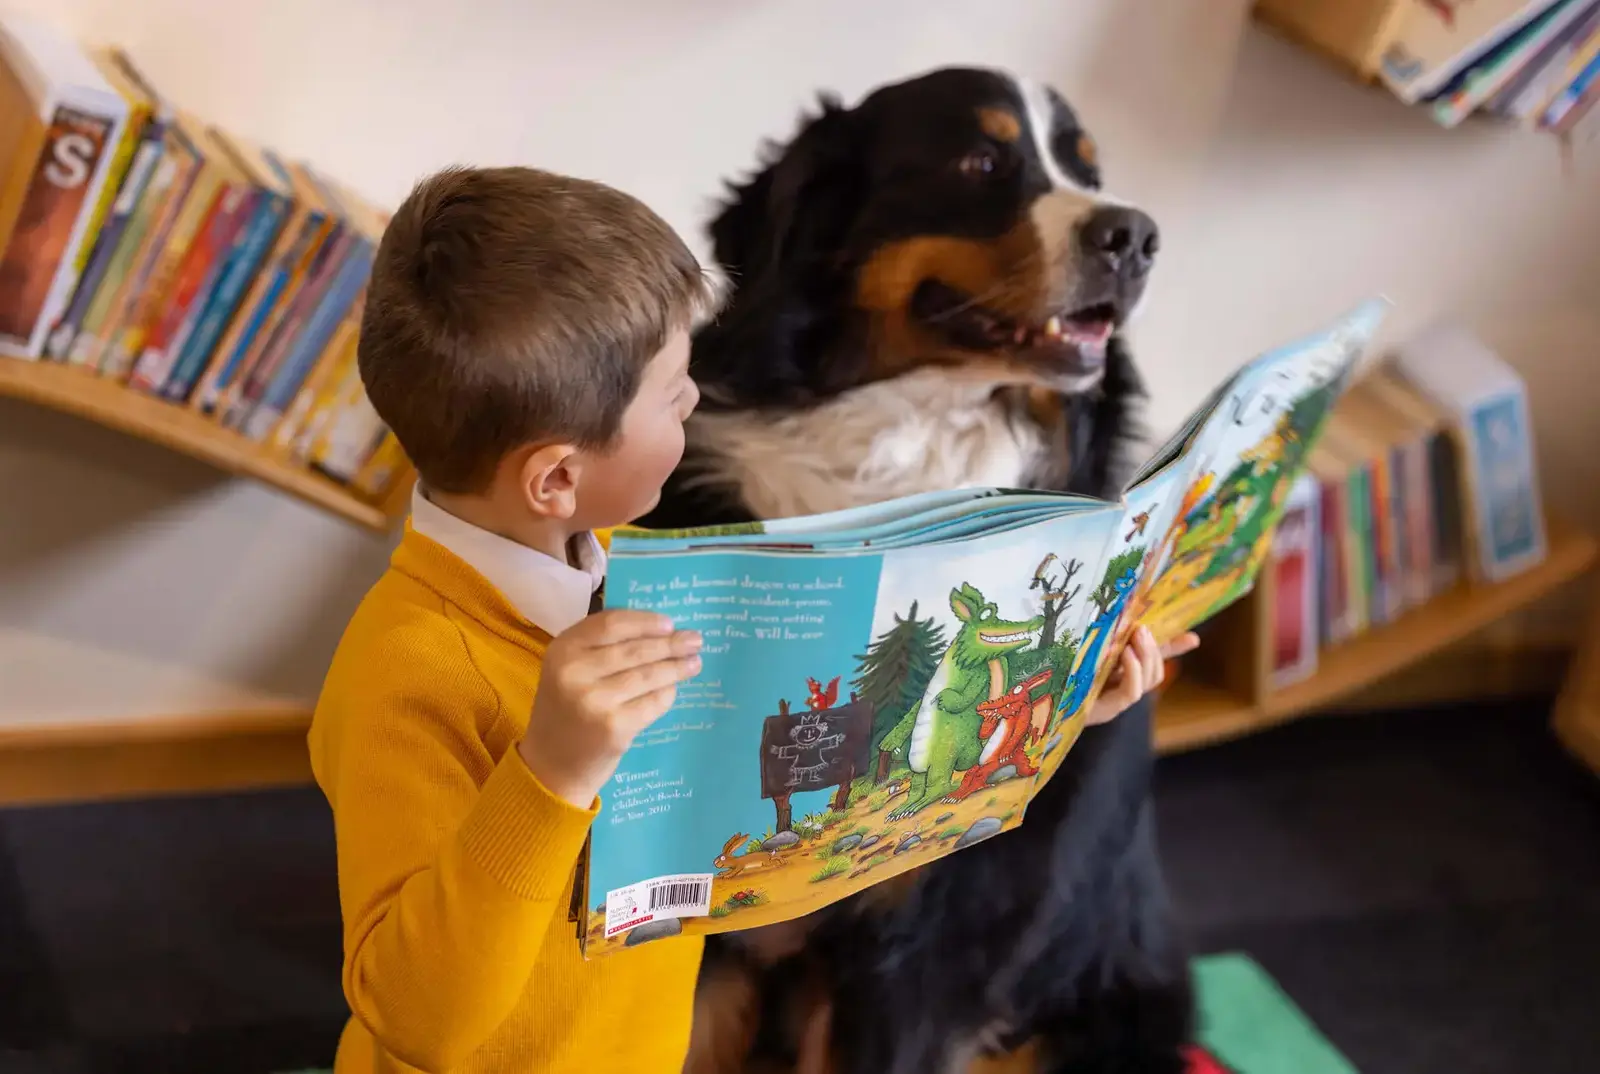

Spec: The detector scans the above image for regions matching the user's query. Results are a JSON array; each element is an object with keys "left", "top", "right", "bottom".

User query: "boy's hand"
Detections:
[
  {"left": 1086, "top": 626, "right": 1200, "bottom": 727},
  {"left": 518, "top": 610, "right": 703, "bottom": 808}
]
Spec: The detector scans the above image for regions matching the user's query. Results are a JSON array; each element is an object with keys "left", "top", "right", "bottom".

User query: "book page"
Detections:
[
  {"left": 1131, "top": 300, "right": 1387, "bottom": 642},
  {"left": 585, "top": 506, "right": 1120, "bottom": 955},
  {"left": 1029, "top": 459, "right": 1197, "bottom": 793}
]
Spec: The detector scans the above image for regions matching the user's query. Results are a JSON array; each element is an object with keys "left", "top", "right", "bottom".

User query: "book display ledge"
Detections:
[{"left": 0, "top": 357, "right": 411, "bottom": 531}]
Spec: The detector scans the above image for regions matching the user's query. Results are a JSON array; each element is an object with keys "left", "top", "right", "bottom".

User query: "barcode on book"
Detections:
[
  {"left": 649, "top": 879, "right": 708, "bottom": 912},
  {"left": 603, "top": 873, "right": 714, "bottom": 938}
]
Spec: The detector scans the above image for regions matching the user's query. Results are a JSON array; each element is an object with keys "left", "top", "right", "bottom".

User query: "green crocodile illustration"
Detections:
[{"left": 878, "top": 582, "right": 1043, "bottom": 820}]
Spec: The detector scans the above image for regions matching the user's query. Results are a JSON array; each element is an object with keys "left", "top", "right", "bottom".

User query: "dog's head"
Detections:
[{"left": 695, "top": 66, "right": 1159, "bottom": 406}]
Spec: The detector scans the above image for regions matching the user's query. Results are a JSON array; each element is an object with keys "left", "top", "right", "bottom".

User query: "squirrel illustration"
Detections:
[{"left": 713, "top": 832, "right": 780, "bottom": 879}]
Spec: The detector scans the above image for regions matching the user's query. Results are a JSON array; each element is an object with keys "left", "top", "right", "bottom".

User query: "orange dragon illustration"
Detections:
[{"left": 945, "top": 668, "right": 1054, "bottom": 801}]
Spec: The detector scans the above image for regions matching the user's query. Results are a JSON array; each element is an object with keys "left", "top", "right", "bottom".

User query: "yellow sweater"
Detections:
[{"left": 308, "top": 524, "right": 702, "bottom": 1073}]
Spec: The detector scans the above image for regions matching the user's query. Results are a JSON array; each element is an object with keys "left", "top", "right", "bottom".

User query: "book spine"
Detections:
[
  {"left": 269, "top": 297, "right": 362, "bottom": 453},
  {"left": 104, "top": 149, "right": 223, "bottom": 379},
  {"left": 289, "top": 335, "right": 364, "bottom": 461},
  {"left": 350, "top": 430, "right": 408, "bottom": 499},
  {"left": 44, "top": 117, "right": 166, "bottom": 360},
  {"left": 1318, "top": 477, "right": 1347, "bottom": 647},
  {"left": 1345, "top": 468, "right": 1371, "bottom": 637},
  {"left": 223, "top": 222, "right": 353, "bottom": 428},
  {"left": 1414, "top": 435, "right": 1440, "bottom": 605},
  {"left": 1430, "top": 430, "right": 1466, "bottom": 592},
  {"left": 1485, "top": 1, "right": 1600, "bottom": 115},
  {"left": 199, "top": 209, "right": 330, "bottom": 414},
  {"left": 162, "top": 188, "right": 290, "bottom": 402},
  {"left": 1543, "top": 38, "right": 1600, "bottom": 125},
  {"left": 127, "top": 180, "right": 252, "bottom": 392},
  {"left": 75, "top": 127, "right": 200, "bottom": 370},
  {"left": 241, "top": 242, "right": 372, "bottom": 440},
  {"left": 310, "top": 391, "right": 388, "bottom": 483},
  {"left": 190, "top": 197, "right": 314, "bottom": 411},
  {"left": 69, "top": 87, "right": 146, "bottom": 283},
  {"left": 1385, "top": 444, "right": 1412, "bottom": 613},
  {"left": 0, "top": 104, "right": 120, "bottom": 358}
]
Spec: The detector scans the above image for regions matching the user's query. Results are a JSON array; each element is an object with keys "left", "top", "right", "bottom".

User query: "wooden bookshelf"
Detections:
[
  {"left": 1155, "top": 515, "right": 1599, "bottom": 754},
  {"left": 0, "top": 628, "right": 316, "bottom": 806},
  {"left": 0, "top": 356, "right": 410, "bottom": 531}
]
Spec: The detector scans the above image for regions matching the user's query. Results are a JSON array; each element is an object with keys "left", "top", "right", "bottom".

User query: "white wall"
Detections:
[{"left": 1, "top": 0, "right": 1594, "bottom": 720}]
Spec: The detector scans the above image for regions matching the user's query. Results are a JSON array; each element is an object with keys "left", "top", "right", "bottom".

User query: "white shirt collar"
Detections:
[{"left": 409, "top": 484, "right": 605, "bottom": 635}]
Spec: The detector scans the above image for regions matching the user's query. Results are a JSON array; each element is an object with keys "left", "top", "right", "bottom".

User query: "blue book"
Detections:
[
  {"left": 159, "top": 131, "right": 295, "bottom": 402},
  {"left": 239, "top": 228, "right": 373, "bottom": 440},
  {"left": 580, "top": 299, "right": 1390, "bottom": 957}
]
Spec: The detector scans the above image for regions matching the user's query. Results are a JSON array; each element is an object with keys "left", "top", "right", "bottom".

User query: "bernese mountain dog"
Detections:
[{"left": 639, "top": 67, "right": 1193, "bottom": 1074}]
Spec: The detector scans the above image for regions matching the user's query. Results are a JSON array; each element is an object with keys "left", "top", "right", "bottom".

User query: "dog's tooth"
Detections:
[
  {"left": 1044, "top": 316, "right": 1062, "bottom": 338},
  {"left": 1013, "top": 326, "right": 1029, "bottom": 345}
]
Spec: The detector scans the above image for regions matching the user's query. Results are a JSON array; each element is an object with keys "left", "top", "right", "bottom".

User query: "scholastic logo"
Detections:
[{"left": 606, "top": 914, "right": 655, "bottom": 937}]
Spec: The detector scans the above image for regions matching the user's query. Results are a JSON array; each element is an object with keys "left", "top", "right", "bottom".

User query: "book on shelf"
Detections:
[
  {"left": 0, "top": 13, "right": 407, "bottom": 508},
  {"left": 0, "top": 13, "right": 129, "bottom": 360},
  {"left": 1258, "top": 323, "right": 1546, "bottom": 676},
  {"left": 574, "top": 299, "right": 1389, "bottom": 957},
  {"left": 1258, "top": 0, "right": 1600, "bottom": 134},
  {"left": 1269, "top": 472, "right": 1322, "bottom": 689},
  {"left": 1390, "top": 321, "right": 1547, "bottom": 583}
]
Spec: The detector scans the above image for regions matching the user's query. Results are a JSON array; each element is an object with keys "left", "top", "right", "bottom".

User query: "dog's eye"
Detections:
[{"left": 957, "top": 151, "right": 996, "bottom": 177}]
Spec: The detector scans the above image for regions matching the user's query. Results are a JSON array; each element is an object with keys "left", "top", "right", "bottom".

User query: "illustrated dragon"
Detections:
[
  {"left": 946, "top": 667, "right": 1054, "bottom": 801},
  {"left": 878, "top": 583, "right": 1044, "bottom": 819}
]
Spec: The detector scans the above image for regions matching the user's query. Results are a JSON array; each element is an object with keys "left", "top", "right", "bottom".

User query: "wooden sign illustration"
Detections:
[{"left": 759, "top": 695, "right": 873, "bottom": 833}]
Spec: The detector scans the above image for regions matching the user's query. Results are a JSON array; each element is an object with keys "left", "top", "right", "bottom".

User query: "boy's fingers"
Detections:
[
  {"left": 599, "top": 654, "right": 702, "bottom": 706},
  {"left": 572, "top": 609, "right": 678, "bottom": 648},
  {"left": 1138, "top": 629, "right": 1164, "bottom": 688},
  {"left": 589, "top": 631, "right": 703, "bottom": 676},
  {"left": 619, "top": 683, "right": 681, "bottom": 727},
  {"left": 1089, "top": 648, "right": 1140, "bottom": 725},
  {"left": 1159, "top": 631, "right": 1201, "bottom": 659}
]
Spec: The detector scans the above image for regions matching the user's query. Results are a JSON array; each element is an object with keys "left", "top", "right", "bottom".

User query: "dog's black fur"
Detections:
[{"left": 638, "top": 67, "right": 1193, "bottom": 1074}]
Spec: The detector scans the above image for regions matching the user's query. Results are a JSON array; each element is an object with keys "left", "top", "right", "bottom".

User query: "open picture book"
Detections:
[{"left": 574, "top": 297, "right": 1390, "bottom": 957}]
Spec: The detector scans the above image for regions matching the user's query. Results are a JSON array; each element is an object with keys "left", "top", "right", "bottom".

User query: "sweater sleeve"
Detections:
[{"left": 312, "top": 613, "right": 595, "bottom": 1072}]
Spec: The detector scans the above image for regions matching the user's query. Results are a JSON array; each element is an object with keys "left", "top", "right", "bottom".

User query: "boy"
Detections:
[
  {"left": 309, "top": 164, "right": 1190, "bottom": 1074},
  {"left": 309, "top": 165, "right": 711, "bottom": 1074}
]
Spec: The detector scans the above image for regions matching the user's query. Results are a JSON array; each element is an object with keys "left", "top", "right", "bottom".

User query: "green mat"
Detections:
[
  {"left": 281, "top": 953, "right": 1355, "bottom": 1074},
  {"left": 1193, "top": 952, "right": 1357, "bottom": 1074}
]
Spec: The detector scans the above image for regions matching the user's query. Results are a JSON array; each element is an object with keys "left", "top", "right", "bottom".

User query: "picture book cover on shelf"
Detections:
[{"left": 575, "top": 297, "right": 1390, "bottom": 958}]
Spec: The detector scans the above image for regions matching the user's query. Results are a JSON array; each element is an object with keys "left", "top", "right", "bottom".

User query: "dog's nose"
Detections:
[{"left": 1079, "top": 206, "right": 1159, "bottom": 276}]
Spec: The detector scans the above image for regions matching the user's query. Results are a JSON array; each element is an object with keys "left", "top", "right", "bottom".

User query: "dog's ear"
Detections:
[
  {"left": 693, "top": 96, "right": 865, "bottom": 404},
  {"left": 708, "top": 94, "right": 862, "bottom": 289}
]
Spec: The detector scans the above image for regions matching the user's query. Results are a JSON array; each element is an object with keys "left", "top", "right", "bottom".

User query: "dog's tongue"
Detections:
[{"left": 1061, "top": 315, "right": 1113, "bottom": 346}]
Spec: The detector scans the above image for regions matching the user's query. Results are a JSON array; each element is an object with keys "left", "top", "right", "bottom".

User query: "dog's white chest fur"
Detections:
[{"left": 686, "top": 371, "right": 1046, "bottom": 520}]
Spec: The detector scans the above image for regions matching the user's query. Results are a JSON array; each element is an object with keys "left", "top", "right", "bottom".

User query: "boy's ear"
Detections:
[{"left": 515, "top": 442, "right": 583, "bottom": 520}]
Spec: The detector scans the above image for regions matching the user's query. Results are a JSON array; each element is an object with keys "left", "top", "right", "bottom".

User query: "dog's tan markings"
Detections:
[
  {"left": 1076, "top": 133, "right": 1097, "bottom": 168},
  {"left": 965, "top": 1036, "right": 1045, "bottom": 1073},
  {"left": 683, "top": 957, "right": 761, "bottom": 1074},
  {"left": 853, "top": 223, "right": 1046, "bottom": 380},
  {"left": 1024, "top": 386, "right": 1064, "bottom": 429},
  {"left": 978, "top": 107, "right": 1022, "bottom": 143}
]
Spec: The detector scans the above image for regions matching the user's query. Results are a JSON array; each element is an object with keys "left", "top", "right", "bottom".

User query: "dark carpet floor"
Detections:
[{"left": 2, "top": 696, "right": 1598, "bottom": 1074}]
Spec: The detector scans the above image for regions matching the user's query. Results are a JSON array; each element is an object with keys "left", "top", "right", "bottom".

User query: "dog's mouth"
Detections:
[{"left": 910, "top": 280, "right": 1120, "bottom": 377}]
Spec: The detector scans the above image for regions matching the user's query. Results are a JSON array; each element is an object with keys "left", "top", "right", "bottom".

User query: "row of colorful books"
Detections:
[
  {"left": 1376, "top": 0, "right": 1600, "bottom": 133},
  {"left": 0, "top": 12, "right": 407, "bottom": 503},
  {"left": 1266, "top": 326, "right": 1549, "bottom": 689}
]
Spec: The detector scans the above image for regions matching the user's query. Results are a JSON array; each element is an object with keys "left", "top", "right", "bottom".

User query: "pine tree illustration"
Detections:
[{"left": 852, "top": 600, "right": 947, "bottom": 749}]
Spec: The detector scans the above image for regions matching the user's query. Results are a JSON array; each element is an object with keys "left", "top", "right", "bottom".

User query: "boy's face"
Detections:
[{"left": 577, "top": 328, "right": 699, "bottom": 527}]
